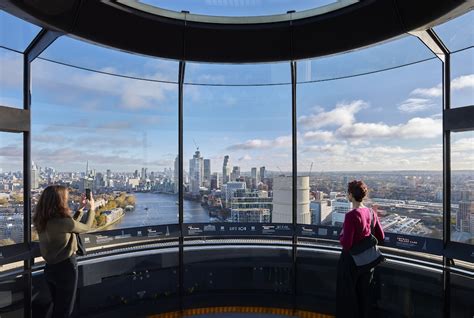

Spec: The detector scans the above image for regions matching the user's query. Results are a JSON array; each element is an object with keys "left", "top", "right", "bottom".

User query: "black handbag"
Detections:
[{"left": 349, "top": 208, "right": 384, "bottom": 269}]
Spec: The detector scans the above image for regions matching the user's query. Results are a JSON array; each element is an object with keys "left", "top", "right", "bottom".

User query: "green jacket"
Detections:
[{"left": 38, "top": 209, "right": 95, "bottom": 264}]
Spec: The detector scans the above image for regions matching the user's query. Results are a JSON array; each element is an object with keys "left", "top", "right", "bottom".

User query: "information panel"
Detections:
[
  {"left": 80, "top": 224, "right": 180, "bottom": 248},
  {"left": 182, "top": 223, "right": 293, "bottom": 237}
]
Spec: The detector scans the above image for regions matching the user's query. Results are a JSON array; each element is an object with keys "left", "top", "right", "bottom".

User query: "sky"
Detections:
[{"left": 0, "top": 9, "right": 473, "bottom": 174}]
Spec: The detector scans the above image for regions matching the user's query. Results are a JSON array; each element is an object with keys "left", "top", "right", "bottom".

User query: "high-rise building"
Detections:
[
  {"left": 331, "top": 198, "right": 353, "bottom": 226},
  {"left": 223, "top": 181, "right": 246, "bottom": 206},
  {"left": 231, "top": 166, "right": 240, "bottom": 181},
  {"left": 310, "top": 200, "right": 332, "bottom": 225},
  {"left": 174, "top": 156, "right": 179, "bottom": 193},
  {"left": 210, "top": 173, "right": 220, "bottom": 190},
  {"left": 457, "top": 200, "right": 474, "bottom": 233},
  {"left": 189, "top": 149, "right": 204, "bottom": 195},
  {"left": 204, "top": 159, "right": 211, "bottom": 188},
  {"left": 223, "top": 155, "right": 231, "bottom": 184},
  {"left": 231, "top": 189, "right": 272, "bottom": 223},
  {"left": 272, "top": 176, "right": 311, "bottom": 224},
  {"left": 259, "top": 166, "right": 265, "bottom": 182},
  {"left": 31, "top": 162, "right": 39, "bottom": 189},
  {"left": 141, "top": 167, "right": 147, "bottom": 181},
  {"left": 251, "top": 167, "right": 258, "bottom": 189}
]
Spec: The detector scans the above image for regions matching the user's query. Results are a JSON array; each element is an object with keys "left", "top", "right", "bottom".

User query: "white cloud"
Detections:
[
  {"left": 411, "top": 85, "right": 442, "bottom": 98},
  {"left": 451, "top": 74, "right": 474, "bottom": 90},
  {"left": 298, "top": 100, "right": 368, "bottom": 129},
  {"left": 398, "top": 98, "right": 435, "bottom": 113},
  {"left": 238, "top": 155, "right": 252, "bottom": 161},
  {"left": 303, "top": 130, "right": 334, "bottom": 142},
  {"left": 409, "top": 74, "right": 474, "bottom": 99},
  {"left": 336, "top": 117, "right": 441, "bottom": 139},
  {"left": 227, "top": 135, "right": 292, "bottom": 150}
]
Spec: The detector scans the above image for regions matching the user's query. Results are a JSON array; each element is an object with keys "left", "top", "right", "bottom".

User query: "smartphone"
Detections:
[
  {"left": 73, "top": 210, "right": 82, "bottom": 220},
  {"left": 85, "top": 188, "right": 91, "bottom": 200}
]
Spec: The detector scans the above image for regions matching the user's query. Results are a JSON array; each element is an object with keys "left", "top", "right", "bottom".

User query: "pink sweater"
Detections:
[{"left": 339, "top": 207, "right": 385, "bottom": 251}]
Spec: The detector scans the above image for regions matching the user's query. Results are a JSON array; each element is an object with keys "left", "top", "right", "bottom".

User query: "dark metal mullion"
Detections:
[
  {"left": 291, "top": 60, "right": 298, "bottom": 312},
  {"left": 22, "top": 28, "right": 61, "bottom": 318},
  {"left": 178, "top": 60, "right": 185, "bottom": 312},
  {"left": 442, "top": 51, "right": 452, "bottom": 318},
  {"left": 23, "top": 48, "right": 33, "bottom": 318}
]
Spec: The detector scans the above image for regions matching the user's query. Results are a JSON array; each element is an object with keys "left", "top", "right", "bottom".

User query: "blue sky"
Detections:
[{"left": 0, "top": 9, "right": 473, "bottom": 174}]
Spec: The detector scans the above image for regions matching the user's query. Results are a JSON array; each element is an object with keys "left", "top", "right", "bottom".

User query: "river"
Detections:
[{"left": 106, "top": 192, "right": 210, "bottom": 230}]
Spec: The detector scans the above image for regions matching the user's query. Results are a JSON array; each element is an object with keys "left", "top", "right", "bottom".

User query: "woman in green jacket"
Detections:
[{"left": 33, "top": 185, "right": 95, "bottom": 318}]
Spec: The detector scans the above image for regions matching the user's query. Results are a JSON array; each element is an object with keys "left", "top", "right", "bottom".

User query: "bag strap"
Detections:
[{"left": 369, "top": 208, "right": 375, "bottom": 234}]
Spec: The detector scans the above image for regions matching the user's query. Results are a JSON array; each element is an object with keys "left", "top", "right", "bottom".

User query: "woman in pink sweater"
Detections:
[{"left": 336, "top": 180, "right": 385, "bottom": 318}]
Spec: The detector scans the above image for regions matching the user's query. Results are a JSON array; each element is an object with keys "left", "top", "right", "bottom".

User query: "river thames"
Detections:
[{"left": 106, "top": 192, "right": 210, "bottom": 230}]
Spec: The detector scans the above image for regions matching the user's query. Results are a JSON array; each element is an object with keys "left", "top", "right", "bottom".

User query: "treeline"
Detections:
[{"left": 93, "top": 193, "right": 135, "bottom": 227}]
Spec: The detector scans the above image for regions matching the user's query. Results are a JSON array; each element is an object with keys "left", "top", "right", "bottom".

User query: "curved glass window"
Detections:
[
  {"left": 297, "top": 55, "right": 443, "bottom": 239},
  {"left": 183, "top": 62, "right": 292, "bottom": 226},
  {"left": 451, "top": 131, "right": 474, "bottom": 245},
  {"left": 434, "top": 10, "right": 474, "bottom": 52},
  {"left": 0, "top": 10, "right": 40, "bottom": 52},
  {"left": 0, "top": 132, "right": 23, "bottom": 246},
  {"left": 31, "top": 49, "right": 178, "bottom": 234},
  {"left": 140, "top": 0, "right": 338, "bottom": 17},
  {"left": 297, "top": 35, "right": 435, "bottom": 83},
  {"left": 0, "top": 48, "right": 23, "bottom": 109},
  {"left": 39, "top": 36, "right": 179, "bottom": 83},
  {"left": 451, "top": 48, "right": 474, "bottom": 108}
]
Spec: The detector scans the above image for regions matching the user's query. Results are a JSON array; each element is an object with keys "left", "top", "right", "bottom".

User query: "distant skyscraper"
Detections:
[
  {"left": 251, "top": 167, "right": 258, "bottom": 189},
  {"left": 210, "top": 173, "right": 220, "bottom": 190},
  {"left": 223, "top": 155, "right": 231, "bottom": 184},
  {"left": 272, "top": 176, "right": 311, "bottom": 224},
  {"left": 231, "top": 166, "right": 240, "bottom": 181},
  {"left": 174, "top": 156, "right": 179, "bottom": 194},
  {"left": 457, "top": 190, "right": 474, "bottom": 233},
  {"left": 204, "top": 159, "right": 211, "bottom": 188},
  {"left": 31, "top": 162, "right": 39, "bottom": 189},
  {"left": 259, "top": 166, "right": 265, "bottom": 182},
  {"left": 141, "top": 167, "right": 147, "bottom": 181},
  {"left": 223, "top": 181, "right": 246, "bottom": 206},
  {"left": 189, "top": 149, "right": 203, "bottom": 195}
]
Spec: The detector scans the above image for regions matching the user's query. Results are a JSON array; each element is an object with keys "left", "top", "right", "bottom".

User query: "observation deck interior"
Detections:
[{"left": 0, "top": 0, "right": 473, "bottom": 317}]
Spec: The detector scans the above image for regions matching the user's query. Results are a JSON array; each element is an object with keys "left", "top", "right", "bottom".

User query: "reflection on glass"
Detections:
[
  {"left": 297, "top": 57, "right": 443, "bottom": 239},
  {"left": 434, "top": 10, "right": 474, "bottom": 52},
  {"left": 297, "top": 35, "right": 434, "bottom": 82},
  {"left": 451, "top": 131, "right": 474, "bottom": 245},
  {"left": 0, "top": 48, "right": 23, "bottom": 109},
  {"left": 183, "top": 63, "right": 292, "bottom": 223},
  {"left": 451, "top": 49, "right": 474, "bottom": 108},
  {"left": 0, "top": 10, "right": 41, "bottom": 52},
  {"left": 0, "top": 132, "right": 23, "bottom": 246},
  {"left": 31, "top": 53, "right": 178, "bottom": 231},
  {"left": 140, "top": 0, "right": 337, "bottom": 17},
  {"left": 40, "top": 36, "right": 179, "bottom": 82}
]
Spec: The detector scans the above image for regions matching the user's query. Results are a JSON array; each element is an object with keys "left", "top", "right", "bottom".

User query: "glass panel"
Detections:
[
  {"left": 451, "top": 48, "right": 474, "bottom": 108},
  {"left": 0, "top": 275, "right": 25, "bottom": 317},
  {"left": 184, "top": 62, "right": 292, "bottom": 225},
  {"left": 31, "top": 50, "right": 179, "bottom": 234},
  {"left": 434, "top": 10, "right": 474, "bottom": 52},
  {"left": 0, "top": 10, "right": 41, "bottom": 52},
  {"left": 0, "top": 48, "right": 23, "bottom": 109},
  {"left": 451, "top": 131, "right": 474, "bottom": 244},
  {"left": 40, "top": 36, "right": 179, "bottom": 82},
  {"left": 297, "top": 57, "right": 443, "bottom": 239},
  {"left": 297, "top": 35, "right": 435, "bottom": 82},
  {"left": 185, "top": 62, "right": 290, "bottom": 85},
  {"left": 0, "top": 132, "right": 23, "bottom": 246},
  {"left": 140, "top": 0, "right": 338, "bottom": 17}
]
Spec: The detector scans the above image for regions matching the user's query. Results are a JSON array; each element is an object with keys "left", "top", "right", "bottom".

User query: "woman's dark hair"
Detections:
[
  {"left": 33, "top": 185, "right": 71, "bottom": 232},
  {"left": 347, "top": 180, "right": 368, "bottom": 202}
]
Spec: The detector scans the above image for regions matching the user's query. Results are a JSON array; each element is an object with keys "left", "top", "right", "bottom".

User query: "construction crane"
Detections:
[
  {"left": 193, "top": 139, "right": 199, "bottom": 151},
  {"left": 308, "top": 162, "right": 313, "bottom": 178},
  {"left": 276, "top": 166, "right": 284, "bottom": 176}
]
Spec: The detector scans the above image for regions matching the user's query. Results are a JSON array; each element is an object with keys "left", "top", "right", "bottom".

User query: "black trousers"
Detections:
[
  {"left": 336, "top": 251, "right": 375, "bottom": 318},
  {"left": 44, "top": 256, "right": 78, "bottom": 318}
]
